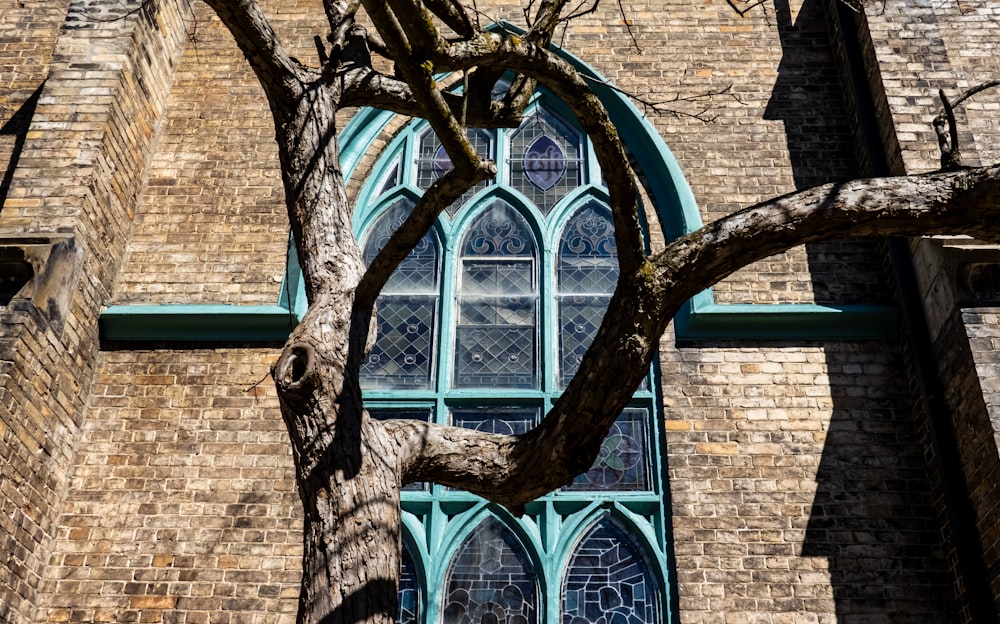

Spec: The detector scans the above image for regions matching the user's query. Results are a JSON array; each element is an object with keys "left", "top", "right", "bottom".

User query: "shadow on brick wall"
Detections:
[
  {"left": 0, "top": 83, "right": 43, "bottom": 212},
  {"left": 802, "top": 346, "right": 957, "bottom": 621},
  {"left": 763, "top": 0, "right": 886, "bottom": 306}
]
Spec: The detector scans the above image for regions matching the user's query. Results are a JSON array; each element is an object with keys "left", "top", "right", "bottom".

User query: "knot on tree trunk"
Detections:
[{"left": 275, "top": 343, "right": 317, "bottom": 393}]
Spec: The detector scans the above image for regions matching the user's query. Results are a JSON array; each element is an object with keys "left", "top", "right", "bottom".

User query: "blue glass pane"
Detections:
[
  {"left": 565, "top": 409, "right": 650, "bottom": 491},
  {"left": 362, "top": 200, "right": 440, "bottom": 390},
  {"left": 400, "top": 544, "right": 419, "bottom": 624},
  {"left": 462, "top": 202, "right": 536, "bottom": 257},
  {"left": 558, "top": 204, "right": 618, "bottom": 294},
  {"left": 362, "top": 296, "right": 437, "bottom": 389},
  {"left": 562, "top": 517, "right": 659, "bottom": 624},
  {"left": 363, "top": 199, "right": 440, "bottom": 294},
  {"left": 524, "top": 134, "right": 566, "bottom": 191},
  {"left": 417, "top": 128, "right": 495, "bottom": 215},
  {"left": 558, "top": 205, "right": 618, "bottom": 387},
  {"left": 558, "top": 297, "right": 608, "bottom": 387},
  {"left": 444, "top": 517, "right": 538, "bottom": 624}
]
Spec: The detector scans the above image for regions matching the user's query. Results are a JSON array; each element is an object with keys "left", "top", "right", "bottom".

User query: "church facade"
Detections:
[{"left": 1, "top": 0, "right": 998, "bottom": 622}]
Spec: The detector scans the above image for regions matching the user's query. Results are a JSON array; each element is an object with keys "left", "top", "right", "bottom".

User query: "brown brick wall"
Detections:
[
  {"left": 36, "top": 349, "right": 301, "bottom": 624},
  {"left": 865, "top": 0, "right": 1000, "bottom": 174},
  {"left": 660, "top": 337, "right": 956, "bottom": 622},
  {"left": 0, "top": 1, "right": 190, "bottom": 621}
]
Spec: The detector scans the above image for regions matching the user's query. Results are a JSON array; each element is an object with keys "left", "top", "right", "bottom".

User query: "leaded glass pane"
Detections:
[
  {"left": 558, "top": 205, "right": 618, "bottom": 387},
  {"left": 361, "top": 201, "right": 440, "bottom": 390},
  {"left": 451, "top": 407, "right": 537, "bottom": 436},
  {"left": 562, "top": 516, "right": 659, "bottom": 624},
  {"left": 417, "top": 128, "right": 495, "bottom": 214},
  {"left": 370, "top": 409, "right": 432, "bottom": 491},
  {"left": 456, "top": 203, "right": 538, "bottom": 389},
  {"left": 400, "top": 544, "right": 419, "bottom": 624},
  {"left": 558, "top": 204, "right": 618, "bottom": 294},
  {"left": 565, "top": 409, "right": 650, "bottom": 491},
  {"left": 509, "top": 113, "right": 582, "bottom": 214},
  {"left": 558, "top": 296, "right": 608, "bottom": 387},
  {"left": 363, "top": 199, "right": 440, "bottom": 294},
  {"left": 443, "top": 517, "right": 538, "bottom": 624}
]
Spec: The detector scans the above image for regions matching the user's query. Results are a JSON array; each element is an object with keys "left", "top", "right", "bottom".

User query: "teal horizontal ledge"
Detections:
[
  {"left": 100, "top": 305, "right": 298, "bottom": 343},
  {"left": 675, "top": 300, "right": 900, "bottom": 341}
]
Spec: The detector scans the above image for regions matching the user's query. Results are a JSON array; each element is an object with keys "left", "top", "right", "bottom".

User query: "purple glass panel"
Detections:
[{"left": 523, "top": 134, "right": 566, "bottom": 191}]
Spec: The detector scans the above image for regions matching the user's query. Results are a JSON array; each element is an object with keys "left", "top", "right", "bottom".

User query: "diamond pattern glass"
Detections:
[
  {"left": 558, "top": 298, "right": 609, "bottom": 387},
  {"left": 362, "top": 200, "right": 440, "bottom": 389},
  {"left": 561, "top": 516, "right": 659, "bottom": 624},
  {"left": 558, "top": 204, "right": 618, "bottom": 387},
  {"left": 417, "top": 128, "right": 495, "bottom": 214},
  {"left": 565, "top": 409, "right": 650, "bottom": 491},
  {"left": 443, "top": 517, "right": 538, "bottom": 624},
  {"left": 456, "top": 203, "right": 538, "bottom": 389}
]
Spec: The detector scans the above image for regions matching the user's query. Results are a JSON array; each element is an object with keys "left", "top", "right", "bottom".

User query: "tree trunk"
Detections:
[{"left": 269, "top": 81, "right": 401, "bottom": 624}]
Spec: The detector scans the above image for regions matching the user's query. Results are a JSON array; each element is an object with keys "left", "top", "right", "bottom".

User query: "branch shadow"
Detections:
[
  {"left": 801, "top": 346, "right": 957, "bottom": 621},
  {"left": 0, "top": 83, "right": 43, "bottom": 212}
]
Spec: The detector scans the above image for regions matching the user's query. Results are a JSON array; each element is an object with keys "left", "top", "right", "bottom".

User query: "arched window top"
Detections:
[
  {"left": 363, "top": 197, "right": 441, "bottom": 294},
  {"left": 461, "top": 201, "right": 537, "bottom": 259},
  {"left": 443, "top": 516, "right": 539, "bottom": 624},
  {"left": 558, "top": 202, "right": 618, "bottom": 294},
  {"left": 562, "top": 515, "right": 660, "bottom": 624}
]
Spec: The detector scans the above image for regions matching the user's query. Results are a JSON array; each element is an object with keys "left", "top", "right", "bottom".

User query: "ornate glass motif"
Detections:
[
  {"left": 562, "top": 516, "right": 659, "bottom": 624},
  {"left": 443, "top": 517, "right": 538, "bottom": 624},
  {"left": 417, "top": 128, "right": 495, "bottom": 215},
  {"left": 565, "top": 410, "right": 650, "bottom": 491},
  {"left": 558, "top": 204, "right": 618, "bottom": 387},
  {"left": 524, "top": 134, "right": 566, "bottom": 191},
  {"left": 400, "top": 544, "right": 420, "bottom": 624},
  {"left": 455, "top": 203, "right": 538, "bottom": 389},
  {"left": 361, "top": 200, "right": 440, "bottom": 389},
  {"left": 508, "top": 114, "right": 581, "bottom": 214}
]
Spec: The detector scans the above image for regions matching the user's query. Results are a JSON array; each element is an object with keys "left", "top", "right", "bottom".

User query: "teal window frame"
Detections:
[{"left": 356, "top": 88, "right": 674, "bottom": 624}]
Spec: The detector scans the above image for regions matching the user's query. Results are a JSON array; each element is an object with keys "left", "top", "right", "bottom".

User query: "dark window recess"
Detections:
[{"left": 0, "top": 255, "right": 33, "bottom": 305}]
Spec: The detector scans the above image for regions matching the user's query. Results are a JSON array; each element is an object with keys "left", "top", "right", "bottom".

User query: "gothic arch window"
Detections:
[{"left": 358, "top": 91, "right": 674, "bottom": 624}]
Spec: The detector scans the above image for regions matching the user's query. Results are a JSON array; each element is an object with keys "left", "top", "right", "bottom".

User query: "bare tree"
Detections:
[{"left": 198, "top": 1, "right": 1000, "bottom": 622}]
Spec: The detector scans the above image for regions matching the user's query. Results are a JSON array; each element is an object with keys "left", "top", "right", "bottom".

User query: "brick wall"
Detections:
[
  {"left": 0, "top": 1, "right": 190, "bottom": 621},
  {"left": 36, "top": 349, "right": 300, "bottom": 624},
  {"left": 660, "top": 337, "right": 956, "bottom": 622}
]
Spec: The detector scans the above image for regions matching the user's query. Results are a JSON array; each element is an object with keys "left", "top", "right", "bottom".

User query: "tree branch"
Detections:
[
  {"left": 202, "top": 0, "right": 304, "bottom": 108},
  {"left": 387, "top": 165, "right": 1000, "bottom": 509},
  {"left": 435, "top": 34, "right": 648, "bottom": 275}
]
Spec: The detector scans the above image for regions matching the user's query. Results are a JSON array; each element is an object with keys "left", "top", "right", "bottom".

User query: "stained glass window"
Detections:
[
  {"left": 562, "top": 517, "right": 659, "bottom": 624},
  {"left": 401, "top": 544, "right": 420, "bottom": 624},
  {"left": 455, "top": 202, "right": 538, "bottom": 389},
  {"left": 443, "top": 517, "right": 538, "bottom": 624},
  {"left": 361, "top": 199, "right": 441, "bottom": 389},
  {"left": 354, "top": 92, "right": 671, "bottom": 624},
  {"left": 417, "top": 128, "right": 495, "bottom": 214},
  {"left": 566, "top": 409, "right": 650, "bottom": 492}
]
